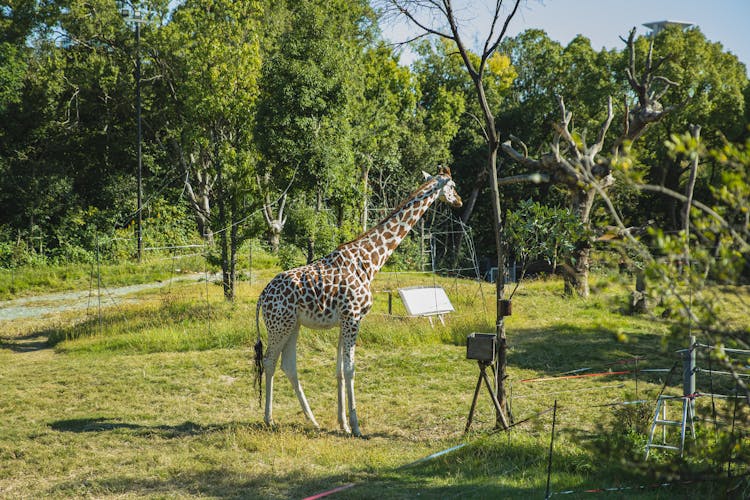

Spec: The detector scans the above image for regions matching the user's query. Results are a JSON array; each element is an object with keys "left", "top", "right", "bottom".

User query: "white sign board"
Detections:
[{"left": 398, "top": 286, "right": 454, "bottom": 317}]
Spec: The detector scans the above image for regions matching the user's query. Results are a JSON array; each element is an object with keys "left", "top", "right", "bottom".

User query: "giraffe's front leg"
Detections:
[
  {"left": 341, "top": 318, "right": 362, "bottom": 437},
  {"left": 336, "top": 335, "right": 351, "bottom": 434}
]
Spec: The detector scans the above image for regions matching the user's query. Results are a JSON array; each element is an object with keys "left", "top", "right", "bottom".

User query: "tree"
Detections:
[
  {"left": 504, "top": 199, "right": 585, "bottom": 280},
  {"left": 352, "top": 43, "right": 417, "bottom": 232},
  {"left": 502, "top": 28, "right": 678, "bottom": 297},
  {"left": 382, "top": 0, "right": 523, "bottom": 429},
  {"left": 412, "top": 38, "right": 516, "bottom": 230},
  {"left": 628, "top": 26, "right": 748, "bottom": 231},
  {"left": 255, "top": 0, "right": 371, "bottom": 262},
  {"left": 154, "top": 0, "right": 263, "bottom": 300},
  {"left": 0, "top": 0, "right": 155, "bottom": 261}
]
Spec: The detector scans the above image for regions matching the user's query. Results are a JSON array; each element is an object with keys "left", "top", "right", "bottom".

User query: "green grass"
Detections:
[
  {"left": 0, "top": 241, "right": 279, "bottom": 300},
  {"left": 1, "top": 271, "right": 747, "bottom": 498},
  {"left": 0, "top": 256, "right": 208, "bottom": 300}
]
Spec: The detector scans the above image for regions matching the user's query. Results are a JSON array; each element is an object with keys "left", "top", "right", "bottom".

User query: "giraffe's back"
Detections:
[{"left": 260, "top": 257, "right": 371, "bottom": 332}]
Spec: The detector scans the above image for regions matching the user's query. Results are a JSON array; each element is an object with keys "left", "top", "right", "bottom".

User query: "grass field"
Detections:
[{"left": 1, "top": 266, "right": 747, "bottom": 498}]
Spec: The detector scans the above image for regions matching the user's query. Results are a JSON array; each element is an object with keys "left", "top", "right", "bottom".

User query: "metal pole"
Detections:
[
  {"left": 545, "top": 400, "right": 558, "bottom": 499},
  {"left": 135, "top": 20, "right": 143, "bottom": 262},
  {"left": 683, "top": 336, "right": 696, "bottom": 412}
]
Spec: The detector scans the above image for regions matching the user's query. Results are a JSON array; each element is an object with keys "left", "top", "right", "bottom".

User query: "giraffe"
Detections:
[{"left": 254, "top": 166, "right": 463, "bottom": 436}]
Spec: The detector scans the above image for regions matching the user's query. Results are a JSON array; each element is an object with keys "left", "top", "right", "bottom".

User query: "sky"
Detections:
[{"left": 378, "top": 0, "right": 750, "bottom": 72}]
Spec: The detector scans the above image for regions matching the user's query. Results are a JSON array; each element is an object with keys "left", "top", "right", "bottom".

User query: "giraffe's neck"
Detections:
[{"left": 341, "top": 177, "right": 443, "bottom": 279}]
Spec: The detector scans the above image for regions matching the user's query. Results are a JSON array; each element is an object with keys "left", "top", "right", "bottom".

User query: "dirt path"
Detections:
[{"left": 0, "top": 274, "right": 211, "bottom": 322}]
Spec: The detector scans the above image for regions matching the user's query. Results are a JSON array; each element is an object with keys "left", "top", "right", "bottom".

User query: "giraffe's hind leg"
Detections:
[
  {"left": 341, "top": 317, "right": 362, "bottom": 437},
  {"left": 262, "top": 313, "right": 293, "bottom": 428},
  {"left": 281, "top": 326, "right": 320, "bottom": 429},
  {"left": 262, "top": 343, "right": 281, "bottom": 428}
]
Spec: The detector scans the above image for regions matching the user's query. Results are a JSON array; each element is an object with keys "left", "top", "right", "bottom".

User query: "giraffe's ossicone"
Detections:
[{"left": 254, "top": 166, "right": 462, "bottom": 436}]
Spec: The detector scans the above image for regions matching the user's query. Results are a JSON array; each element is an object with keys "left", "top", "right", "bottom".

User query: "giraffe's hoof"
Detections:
[{"left": 350, "top": 428, "right": 368, "bottom": 439}]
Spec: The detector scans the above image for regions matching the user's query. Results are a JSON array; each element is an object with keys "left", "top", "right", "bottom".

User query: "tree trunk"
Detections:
[
  {"left": 487, "top": 148, "right": 510, "bottom": 428},
  {"left": 564, "top": 188, "right": 596, "bottom": 298},
  {"left": 269, "top": 230, "right": 280, "bottom": 254},
  {"left": 228, "top": 210, "right": 238, "bottom": 301},
  {"left": 564, "top": 244, "right": 591, "bottom": 297},
  {"left": 460, "top": 165, "right": 487, "bottom": 225},
  {"left": 361, "top": 162, "right": 370, "bottom": 232},
  {"left": 631, "top": 269, "right": 648, "bottom": 313},
  {"left": 307, "top": 189, "right": 323, "bottom": 264},
  {"left": 213, "top": 133, "right": 234, "bottom": 302}
]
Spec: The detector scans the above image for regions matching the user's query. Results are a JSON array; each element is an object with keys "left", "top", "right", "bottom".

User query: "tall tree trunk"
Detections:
[
  {"left": 631, "top": 269, "right": 648, "bottom": 313},
  {"left": 460, "top": 165, "right": 487, "bottom": 225},
  {"left": 361, "top": 162, "right": 370, "bottom": 232},
  {"left": 228, "top": 208, "right": 238, "bottom": 301},
  {"left": 269, "top": 230, "right": 280, "bottom": 254},
  {"left": 450, "top": 166, "right": 487, "bottom": 272},
  {"left": 487, "top": 148, "right": 510, "bottom": 428},
  {"left": 564, "top": 188, "right": 596, "bottom": 297},
  {"left": 307, "top": 189, "right": 322, "bottom": 264},
  {"left": 213, "top": 133, "right": 234, "bottom": 302}
]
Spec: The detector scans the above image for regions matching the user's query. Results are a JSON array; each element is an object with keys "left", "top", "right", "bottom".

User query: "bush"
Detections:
[{"left": 277, "top": 243, "right": 306, "bottom": 270}]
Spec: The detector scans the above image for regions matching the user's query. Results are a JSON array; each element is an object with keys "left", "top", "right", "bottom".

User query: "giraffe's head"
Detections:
[{"left": 423, "top": 166, "right": 463, "bottom": 208}]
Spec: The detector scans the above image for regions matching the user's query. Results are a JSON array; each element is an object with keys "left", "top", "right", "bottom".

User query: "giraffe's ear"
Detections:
[
  {"left": 422, "top": 170, "right": 432, "bottom": 180},
  {"left": 439, "top": 165, "right": 452, "bottom": 177}
]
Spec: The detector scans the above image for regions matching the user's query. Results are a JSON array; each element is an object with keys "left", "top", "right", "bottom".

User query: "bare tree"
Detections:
[
  {"left": 168, "top": 138, "right": 215, "bottom": 244},
  {"left": 257, "top": 173, "right": 287, "bottom": 254},
  {"left": 502, "top": 28, "right": 678, "bottom": 297},
  {"left": 381, "top": 0, "right": 522, "bottom": 428}
]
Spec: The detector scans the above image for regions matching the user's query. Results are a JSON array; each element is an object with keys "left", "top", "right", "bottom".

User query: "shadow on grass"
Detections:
[
  {"left": 48, "top": 416, "right": 410, "bottom": 443},
  {"left": 305, "top": 434, "right": 639, "bottom": 499},
  {"left": 47, "top": 467, "right": 363, "bottom": 500},
  {"left": 508, "top": 324, "right": 674, "bottom": 376},
  {"left": 48, "top": 417, "right": 231, "bottom": 438},
  {"left": 0, "top": 330, "right": 51, "bottom": 352}
]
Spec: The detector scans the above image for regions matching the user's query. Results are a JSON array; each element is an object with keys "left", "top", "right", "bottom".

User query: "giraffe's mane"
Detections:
[{"left": 337, "top": 174, "right": 446, "bottom": 250}]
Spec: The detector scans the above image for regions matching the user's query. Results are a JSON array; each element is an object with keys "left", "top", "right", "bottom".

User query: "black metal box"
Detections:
[{"left": 466, "top": 333, "right": 496, "bottom": 362}]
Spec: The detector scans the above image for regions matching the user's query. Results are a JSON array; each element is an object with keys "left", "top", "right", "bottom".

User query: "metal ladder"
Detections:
[
  {"left": 645, "top": 394, "right": 696, "bottom": 459},
  {"left": 421, "top": 232, "right": 433, "bottom": 272}
]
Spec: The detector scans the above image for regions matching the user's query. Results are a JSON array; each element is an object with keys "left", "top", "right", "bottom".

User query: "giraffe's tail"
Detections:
[{"left": 253, "top": 293, "right": 264, "bottom": 408}]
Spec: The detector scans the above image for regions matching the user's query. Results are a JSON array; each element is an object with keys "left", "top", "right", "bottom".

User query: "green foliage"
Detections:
[
  {"left": 284, "top": 196, "right": 341, "bottom": 259},
  {"left": 0, "top": 42, "right": 26, "bottom": 113},
  {"left": 627, "top": 26, "right": 749, "bottom": 230},
  {"left": 505, "top": 200, "right": 586, "bottom": 274},
  {"left": 499, "top": 30, "right": 619, "bottom": 153}
]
